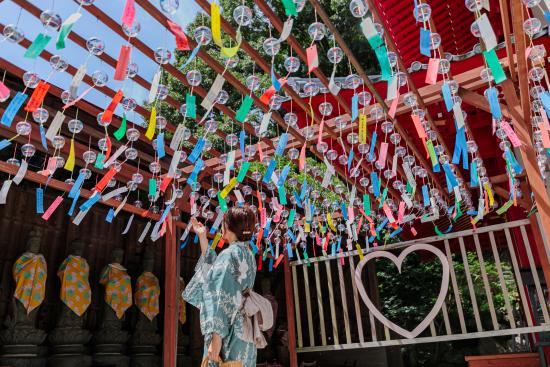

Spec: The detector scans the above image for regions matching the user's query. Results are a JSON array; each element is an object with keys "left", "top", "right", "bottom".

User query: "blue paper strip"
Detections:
[
  {"left": 337, "top": 236, "right": 342, "bottom": 252},
  {"left": 269, "top": 258, "right": 273, "bottom": 272},
  {"left": 422, "top": 184, "right": 430, "bottom": 207},
  {"left": 368, "top": 131, "right": 377, "bottom": 161},
  {"left": 271, "top": 64, "right": 281, "bottom": 91},
  {"left": 158, "top": 203, "right": 173, "bottom": 225},
  {"left": 442, "top": 163, "right": 458, "bottom": 191},
  {"left": 1, "top": 92, "right": 28, "bottom": 127},
  {"left": 347, "top": 149, "right": 354, "bottom": 171},
  {"left": 351, "top": 93, "right": 359, "bottom": 121},
  {"left": 287, "top": 242, "right": 293, "bottom": 258},
  {"left": 376, "top": 218, "right": 389, "bottom": 233},
  {"left": 180, "top": 237, "right": 190, "bottom": 250},
  {"left": 486, "top": 87, "right": 502, "bottom": 120},
  {"left": 371, "top": 171, "right": 380, "bottom": 197},
  {"left": 67, "top": 194, "right": 79, "bottom": 216},
  {"left": 331, "top": 243, "right": 336, "bottom": 257},
  {"left": 275, "top": 133, "right": 288, "bottom": 156},
  {"left": 293, "top": 191, "right": 303, "bottom": 208},
  {"left": 262, "top": 158, "right": 277, "bottom": 183},
  {"left": 0, "top": 139, "right": 12, "bottom": 151},
  {"left": 299, "top": 178, "right": 307, "bottom": 201},
  {"left": 39, "top": 124, "right": 48, "bottom": 150},
  {"left": 419, "top": 28, "right": 431, "bottom": 57},
  {"left": 341, "top": 202, "right": 348, "bottom": 221},
  {"left": 441, "top": 82, "right": 453, "bottom": 112},
  {"left": 187, "top": 159, "right": 204, "bottom": 184},
  {"left": 36, "top": 188, "right": 44, "bottom": 214},
  {"left": 239, "top": 130, "right": 245, "bottom": 159},
  {"left": 106, "top": 208, "right": 115, "bottom": 223},
  {"left": 470, "top": 160, "right": 479, "bottom": 187},
  {"left": 79, "top": 192, "right": 101, "bottom": 211},
  {"left": 389, "top": 227, "right": 402, "bottom": 238},
  {"left": 179, "top": 45, "right": 201, "bottom": 70},
  {"left": 263, "top": 218, "right": 272, "bottom": 237},
  {"left": 188, "top": 138, "right": 205, "bottom": 163},
  {"left": 544, "top": 11, "right": 550, "bottom": 23},
  {"left": 505, "top": 149, "right": 524, "bottom": 174},
  {"left": 541, "top": 92, "right": 550, "bottom": 117},
  {"left": 249, "top": 239, "right": 258, "bottom": 255},
  {"left": 278, "top": 165, "right": 291, "bottom": 187},
  {"left": 156, "top": 132, "right": 165, "bottom": 159},
  {"left": 69, "top": 171, "right": 86, "bottom": 199}
]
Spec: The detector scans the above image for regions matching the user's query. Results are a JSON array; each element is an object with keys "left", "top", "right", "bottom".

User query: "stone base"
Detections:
[
  {"left": 0, "top": 356, "right": 46, "bottom": 367},
  {"left": 93, "top": 353, "right": 129, "bottom": 367},
  {"left": 48, "top": 353, "right": 92, "bottom": 367},
  {"left": 130, "top": 354, "right": 160, "bottom": 367},
  {"left": 177, "top": 354, "right": 192, "bottom": 367}
]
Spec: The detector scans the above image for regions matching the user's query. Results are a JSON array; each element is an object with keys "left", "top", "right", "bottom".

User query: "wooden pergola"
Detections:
[{"left": 1, "top": 0, "right": 550, "bottom": 366}]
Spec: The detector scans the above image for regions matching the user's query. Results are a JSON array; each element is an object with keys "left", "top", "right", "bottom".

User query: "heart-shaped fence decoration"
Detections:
[{"left": 354, "top": 243, "right": 450, "bottom": 339}]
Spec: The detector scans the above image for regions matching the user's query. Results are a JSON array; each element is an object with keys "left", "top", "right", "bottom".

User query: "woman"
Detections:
[{"left": 183, "top": 206, "right": 258, "bottom": 367}]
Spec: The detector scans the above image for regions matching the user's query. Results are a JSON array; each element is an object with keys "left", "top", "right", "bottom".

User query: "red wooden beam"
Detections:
[{"left": 163, "top": 211, "right": 178, "bottom": 367}]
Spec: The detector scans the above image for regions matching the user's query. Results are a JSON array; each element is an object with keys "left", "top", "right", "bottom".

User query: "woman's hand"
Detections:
[
  {"left": 208, "top": 333, "right": 222, "bottom": 362},
  {"left": 191, "top": 217, "right": 209, "bottom": 255}
]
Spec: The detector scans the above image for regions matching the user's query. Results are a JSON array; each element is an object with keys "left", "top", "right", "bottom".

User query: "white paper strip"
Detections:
[
  {"left": 259, "top": 111, "right": 272, "bottom": 136},
  {"left": 0, "top": 179, "right": 12, "bottom": 204},
  {"left": 168, "top": 151, "right": 183, "bottom": 177},
  {"left": 401, "top": 192, "right": 413, "bottom": 208},
  {"left": 212, "top": 210, "right": 224, "bottom": 230},
  {"left": 70, "top": 64, "right": 87, "bottom": 98},
  {"left": 328, "top": 63, "right": 341, "bottom": 96},
  {"left": 103, "top": 145, "right": 128, "bottom": 168},
  {"left": 72, "top": 208, "right": 90, "bottom": 225},
  {"left": 223, "top": 168, "right": 230, "bottom": 186},
  {"left": 114, "top": 194, "right": 128, "bottom": 217},
  {"left": 402, "top": 214, "right": 416, "bottom": 223},
  {"left": 274, "top": 17, "right": 294, "bottom": 44},
  {"left": 150, "top": 221, "right": 162, "bottom": 241},
  {"left": 102, "top": 186, "right": 128, "bottom": 201},
  {"left": 391, "top": 153, "right": 398, "bottom": 178},
  {"left": 201, "top": 74, "right": 225, "bottom": 111},
  {"left": 477, "top": 13, "right": 497, "bottom": 51},
  {"left": 138, "top": 221, "right": 152, "bottom": 243},
  {"left": 453, "top": 186, "right": 462, "bottom": 202},
  {"left": 351, "top": 223, "right": 358, "bottom": 241},
  {"left": 165, "top": 187, "right": 177, "bottom": 205},
  {"left": 349, "top": 186, "right": 357, "bottom": 207},
  {"left": 402, "top": 162, "right": 417, "bottom": 189},
  {"left": 13, "top": 160, "right": 28, "bottom": 185},
  {"left": 170, "top": 124, "right": 186, "bottom": 151},
  {"left": 321, "top": 158, "right": 335, "bottom": 188},
  {"left": 386, "top": 75, "right": 398, "bottom": 101},
  {"left": 361, "top": 17, "right": 378, "bottom": 39},
  {"left": 122, "top": 213, "right": 134, "bottom": 234},
  {"left": 46, "top": 112, "right": 66, "bottom": 142},
  {"left": 148, "top": 69, "right": 162, "bottom": 103},
  {"left": 453, "top": 102, "right": 465, "bottom": 129},
  {"left": 234, "top": 189, "right": 245, "bottom": 204},
  {"left": 180, "top": 223, "right": 191, "bottom": 241},
  {"left": 271, "top": 172, "right": 279, "bottom": 186}
]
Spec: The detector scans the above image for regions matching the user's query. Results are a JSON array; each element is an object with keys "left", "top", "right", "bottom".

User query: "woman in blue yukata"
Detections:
[{"left": 183, "top": 206, "right": 259, "bottom": 367}]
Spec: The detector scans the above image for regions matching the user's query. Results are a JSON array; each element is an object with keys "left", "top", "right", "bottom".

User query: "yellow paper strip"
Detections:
[
  {"left": 304, "top": 222, "right": 311, "bottom": 233},
  {"left": 145, "top": 106, "right": 156, "bottom": 140},
  {"left": 211, "top": 2, "right": 222, "bottom": 47},
  {"left": 359, "top": 113, "right": 367, "bottom": 144},
  {"left": 220, "top": 177, "right": 237, "bottom": 199},
  {"left": 327, "top": 212, "right": 336, "bottom": 232},
  {"left": 483, "top": 182, "right": 494, "bottom": 208},
  {"left": 356, "top": 243, "right": 364, "bottom": 260},
  {"left": 211, "top": 232, "right": 222, "bottom": 249},
  {"left": 221, "top": 30, "right": 242, "bottom": 57},
  {"left": 64, "top": 138, "right": 75, "bottom": 172}
]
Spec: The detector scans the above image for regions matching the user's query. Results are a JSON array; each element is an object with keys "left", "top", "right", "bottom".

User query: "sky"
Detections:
[{"left": 0, "top": 0, "right": 201, "bottom": 126}]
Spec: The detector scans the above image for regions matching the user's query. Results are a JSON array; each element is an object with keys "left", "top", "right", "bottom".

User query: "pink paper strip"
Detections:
[
  {"left": 42, "top": 196, "right": 63, "bottom": 221},
  {"left": 410, "top": 227, "right": 417, "bottom": 236},
  {"left": 306, "top": 44, "right": 319, "bottom": 74},
  {"left": 260, "top": 207, "right": 266, "bottom": 227},
  {"left": 121, "top": 0, "right": 135, "bottom": 28},
  {"left": 377, "top": 142, "right": 389, "bottom": 168},
  {"left": 339, "top": 249, "right": 345, "bottom": 265},
  {"left": 63, "top": 85, "right": 93, "bottom": 109},
  {"left": 500, "top": 120, "right": 521, "bottom": 147},
  {"left": 347, "top": 206, "right": 355, "bottom": 223},
  {"left": 317, "top": 119, "right": 325, "bottom": 145},
  {"left": 397, "top": 201, "right": 405, "bottom": 223},
  {"left": 425, "top": 58, "right": 440, "bottom": 85},
  {"left": 382, "top": 202, "right": 396, "bottom": 223},
  {"left": 388, "top": 89, "right": 400, "bottom": 119},
  {"left": 114, "top": 45, "right": 132, "bottom": 81},
  {"left": 539, "top": 108, "right": 550, "bottom": 148},
  {"left": 411, "top": 113, "right": 427, "bottom": 138},
  {"left": 299, "top": 142, "right": 306, "bottom": 170},
  {"left": 0, "top": 81, "right": 10, "bottom": 100}
]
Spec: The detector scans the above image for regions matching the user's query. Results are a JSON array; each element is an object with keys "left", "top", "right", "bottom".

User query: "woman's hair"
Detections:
[{"left": 223, "top": 205, "right": 257, "bottom": 242}]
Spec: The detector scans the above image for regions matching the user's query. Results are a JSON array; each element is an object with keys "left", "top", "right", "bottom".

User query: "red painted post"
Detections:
[
  {"left": 283, "top": 254, "right": 298, "bottom": 367},
  {"left": 163, "top": 214, "right": 178, "bottom": 367}
]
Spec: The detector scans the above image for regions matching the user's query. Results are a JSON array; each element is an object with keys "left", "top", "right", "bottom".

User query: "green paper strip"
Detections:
[
  {"left": 281, "top": 0, "right": 298, "bottom": 16},
  {"left": 496, "top": 200, "right": 513, "bottom": 215},
  {"left": 218, "top": 192, "right": 228, "bottom": 212},
  {"left": 237, "top": 161, "right": 250, "bottom": 183},
  {"left": 483, "top": 49, "right": 507, "bottom": 84},
  {"left": 426, "top": 139, "right": 438, "bottom": 167},
  {"left": 378, "top": 187, "right": 388, "bottom": 208},
  {"left": 367, "top": 34, "right": 383, "bottom": 49},
  {"left": 235, "top": 95, "right": 253, "bottom": 123},
  {"left": 94, "top": 153, "right": 105, "bottom": 169},
  {"left": 453, "top": 201, "right": 463, "bottom": 222},
  {"left": 434, "top": 226, "right": 444, "bottom": 237},
  {"left": 56, "top": 13, "right": 81, "bottom": 50},
  {"left": 375, "top": 45, "right": 392, "bottom": 81},
  {"left": 406, "top": 182, "right": 412, "bottom": 194},
  {"left": 148, "top": 178, "right": 157, "bottom": 197},
  {"left": 278, "top": 185, "right": 287, "bottom": 205},
  {"left": 302, "top": 249, "right": 311, "bottom": 266},
  {"left": 186, "top": 93, "right": 196, "bottom": 119},
  {"left": 24, "top": 33, "right": 52, "bottom": 59},
  {"left": 363, "top": 194, "right": 371, "bottom": 215},
  {"left": 113, "top": 113, "right": 127, "bottom": 141},
  {"left": 287, "top": 208, "right": 296, "bottom": 227}
]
